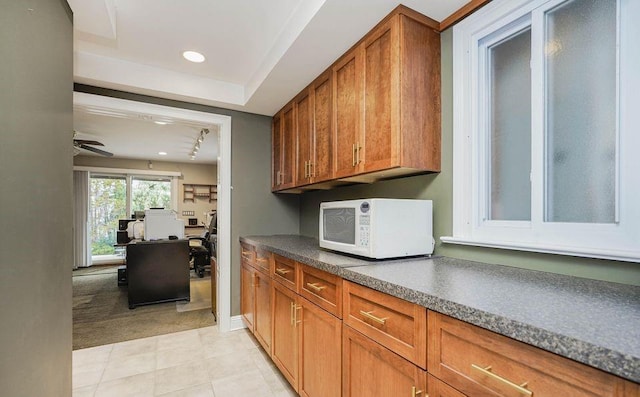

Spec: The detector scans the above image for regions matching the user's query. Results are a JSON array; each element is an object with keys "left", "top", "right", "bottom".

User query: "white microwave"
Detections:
[{"left": 319, "top": 199, "right": 433, "bottom": 259}]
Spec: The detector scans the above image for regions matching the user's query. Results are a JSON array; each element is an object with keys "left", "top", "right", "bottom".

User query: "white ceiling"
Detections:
[{"left": 69, "top": 0, "right": 469, "bottom": 163}]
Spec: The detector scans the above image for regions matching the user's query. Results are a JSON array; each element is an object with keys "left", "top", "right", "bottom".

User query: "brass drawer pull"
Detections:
[
  {"left": 411, "top": 386, "right": 423, "bottom": 397},
  {"left": 359, "top": 310, "right": 387, "bottom": 325},
  {"left": 275, "top": 267, "right": 291, "bottom": 276},
  {"left": 256, "top": 257, "right": 269, "bottom": 263},
  {"left": 306, "top": 282, "right": 326, "bottom": 292},
  {"left": 471, "top": 364, "right": 532, "bottom": 396}
]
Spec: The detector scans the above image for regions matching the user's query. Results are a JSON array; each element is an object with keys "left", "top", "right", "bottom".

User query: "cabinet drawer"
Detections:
[
  {"left": 298, "top": 264, "right": 342, "bottom": 318},
  {"left": 428, "top": 374, "right": 467, "bottom": 397},
  {"left": 428, "top": 311, "right": 634, "bottom": 397},
  {"left": 343, "top": 281, "right": 427, "bottom": 368},
  {"left": 240, "top": 242, "right": 255, "bottom": 266},
  {"left": 255, "top": 248, "right": 271, "bottom": 274},
  {"left": 271, "top": 254, "right": 297, "bottom": 290}
]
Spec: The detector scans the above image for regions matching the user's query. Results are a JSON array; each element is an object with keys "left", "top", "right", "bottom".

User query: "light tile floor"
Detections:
[{"left": 72, "top": 326, "right": 297, "bottom": 397}]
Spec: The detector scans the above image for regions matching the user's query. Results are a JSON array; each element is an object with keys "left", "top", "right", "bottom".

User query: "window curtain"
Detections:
[{"left": 73, "top": 171, "right": 91, "bottom": 268}]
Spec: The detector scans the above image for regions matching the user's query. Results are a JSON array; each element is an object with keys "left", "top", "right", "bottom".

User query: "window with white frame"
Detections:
[
  {"left": 88, "top": 172, "right": 178, "bottom": 257},
  {"left": 444, "top": 0, "right": 640, "bottom": 262}
]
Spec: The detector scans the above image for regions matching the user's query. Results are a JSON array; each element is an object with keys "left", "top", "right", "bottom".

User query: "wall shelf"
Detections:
[{"left": 183, "top": 184, "right": 217, "bottom": 203}]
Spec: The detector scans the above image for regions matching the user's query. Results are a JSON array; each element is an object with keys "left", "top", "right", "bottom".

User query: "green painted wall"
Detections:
[
  {"left": 0, "top": 1, "right": 74, "bottom": 395},
  {"left": 74, "top": 84, "right": 300, "bottom": 316},
  {"left": 298, "top": 29, "right": 640, "bottom": 286}
]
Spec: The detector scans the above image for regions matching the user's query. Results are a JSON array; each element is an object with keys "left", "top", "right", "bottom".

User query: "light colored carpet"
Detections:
[
  {"left": 176, "top": 276, "right": 212, "bottom": 312},
  {"left": 73, "top": 266, "right": 215, "bottom": 350}
]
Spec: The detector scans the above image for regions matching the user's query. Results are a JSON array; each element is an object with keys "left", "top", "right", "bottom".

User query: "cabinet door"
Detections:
[
  {"left": 362, "top": 15, "right": 400, "bottom": 173},
  {"left": 253, "top": 270, "right": 271, "bottom": 354},
  {"left": 240, "top": 262, "right": 254, "bottom": 330},
  {"left": 333, "top": 48, "right": 363, "bottom": 178},
  {"left": 272, "top": 280, "right": 299, "bottom": 391},
  {"left": 272, "top": 112, "right": 283, "bottom": 191},
  {"left": 280, "top": 103, "right": 296, "bottom": 189},
  {"left": 343, "top": 325, "right": 426, "bottom": 397},
  {"left": 295, "top": 90, "right": 313, "bottom": 186},
  {"left": 299, "top": 297, "right": 342, "bottom": 397},
  {"left": 311, "top": 71, "right": 333, "bottom": 183}
]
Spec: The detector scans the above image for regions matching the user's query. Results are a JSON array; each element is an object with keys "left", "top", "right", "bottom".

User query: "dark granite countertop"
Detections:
[{"left": 240, "top": 234, "right": 640, "bottom": 383}]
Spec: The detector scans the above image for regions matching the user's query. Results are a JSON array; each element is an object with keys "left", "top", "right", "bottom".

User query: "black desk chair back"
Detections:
[{"left": 189, "top": 211, "right": 217, "bottom": 277}]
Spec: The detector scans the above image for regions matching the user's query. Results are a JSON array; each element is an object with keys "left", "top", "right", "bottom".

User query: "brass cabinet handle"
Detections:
[
  {"left": 290, "top": 302, "right": 301, "bottom": 326},
  {"left": 411, "top": 386, "right": 424, "bottom": 397},
  {"left": 275, "top": 267, "right": 291, "bottom": 276},
  {"left": 251, "top": 273, "right": 256, "bottom": 288},
  {"left": 306, "top": 282, "right": 326, "bottom": 292},
  {"left": 359, "top": 310, "right": 387, "bottom": 325},
  {"left": 276, "top": 171, "right": 281, "bottom": 185},
  {"left": 294, "top": 304, "right": 302, "bottom": 326},
  {"left": 309, "top": 160, "right": 314, "bottom": 178},
  {"left": 356, "top": 144, "right": 362, "bottom": 164},
  {"left": 352, "top": 143, "right": 357, "bottom": 166},
  {"left": 471, "top": 364, "right": 532, "bottom": 396},
  {"left": 256, "top": 257, "right": 269, "bottom": 263}
]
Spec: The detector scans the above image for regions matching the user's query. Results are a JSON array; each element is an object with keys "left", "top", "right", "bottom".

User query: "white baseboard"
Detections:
[{"left": 229, "top": 315, "right": 246, "bottom": 331}]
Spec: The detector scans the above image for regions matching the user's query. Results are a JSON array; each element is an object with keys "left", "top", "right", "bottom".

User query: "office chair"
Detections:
[{"left": 189, "top": 211, "right": 217, "bottom": 278}]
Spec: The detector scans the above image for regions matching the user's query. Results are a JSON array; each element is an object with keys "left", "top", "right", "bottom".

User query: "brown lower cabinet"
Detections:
[
  {"left": 272, "top": 278, "right": 342, "bottom": 397},
  {"left": 343, "top": 324, "right": 426, "bottom": 397},
  {"left": 241, "top": 243, "right": 639, "bottom": 397},
  {"left": 253, "top": 269, "right": 271, "bottom": 352},
  {"left": 298, "top": 295, "right": 342, "bottom": 397},
  {"left": 240, "top": 262, "right": 254, "bottom": 330},
  {"left": 241, "top": 261, "right": 271, "bottom": 353},
  {"left": 272, "top": 280, "right": 299, "bottom": 389}
]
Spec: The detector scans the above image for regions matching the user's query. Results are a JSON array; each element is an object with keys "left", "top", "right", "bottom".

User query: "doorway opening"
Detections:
[{"left": 73, "top": 92, "right": 233, "bottom": 344}]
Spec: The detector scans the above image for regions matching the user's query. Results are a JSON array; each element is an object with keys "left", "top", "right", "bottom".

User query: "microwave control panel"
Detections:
[{"left": 358, "top": 214, "right": 370, "bottom": 247}]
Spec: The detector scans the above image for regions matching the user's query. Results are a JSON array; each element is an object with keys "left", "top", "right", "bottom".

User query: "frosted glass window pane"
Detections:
[
  {"left": 545, "top": 0, "right": 616, "bottom": 223},
  {"left": 489, "top": 29, "right": 532, "bottom": 221}
]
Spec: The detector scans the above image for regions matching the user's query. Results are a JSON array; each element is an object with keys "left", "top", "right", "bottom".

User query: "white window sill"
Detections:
[{"left": 440, "top": 236, "right": 640, "bottom": 263}]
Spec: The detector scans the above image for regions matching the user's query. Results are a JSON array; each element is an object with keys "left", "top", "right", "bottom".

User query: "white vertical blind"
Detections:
[{"left": 73, "top": 171, "right": 91, "bottom": 268}]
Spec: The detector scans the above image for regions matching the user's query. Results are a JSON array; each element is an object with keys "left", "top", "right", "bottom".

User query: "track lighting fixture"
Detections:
[{"left": 190, "top": 127, "right": 209, "bottom": 160}]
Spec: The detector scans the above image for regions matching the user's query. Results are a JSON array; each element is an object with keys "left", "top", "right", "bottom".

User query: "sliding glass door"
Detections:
[{"left": 88, "top": 173, "right": 176, "bottom": 261}]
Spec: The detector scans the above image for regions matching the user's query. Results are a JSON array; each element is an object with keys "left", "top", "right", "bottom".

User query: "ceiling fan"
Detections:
[{"left": 73, "top": 134, "right": 113, "bottom": 157}]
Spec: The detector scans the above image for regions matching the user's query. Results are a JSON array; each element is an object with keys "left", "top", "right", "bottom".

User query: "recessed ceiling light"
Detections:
[
  {"left": 182, "top": 50, "right": 205, "bottom": 63},
  {"left": 154, "top": 121, "right": 168, "bottom": 125},
  {"left": 158, "top": 151, "right": 167, "bottom": 156}
]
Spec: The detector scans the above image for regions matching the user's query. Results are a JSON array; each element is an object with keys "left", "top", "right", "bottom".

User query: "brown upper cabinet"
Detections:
[
  {"left": 295, "top": 71, "right": 335, "bottom": 187},
  {"left": 272, "top": 102, "right": 296, "bottom": 191},
  {"left": 273, "top": 5, "right": 441, "bottom": 192}
]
